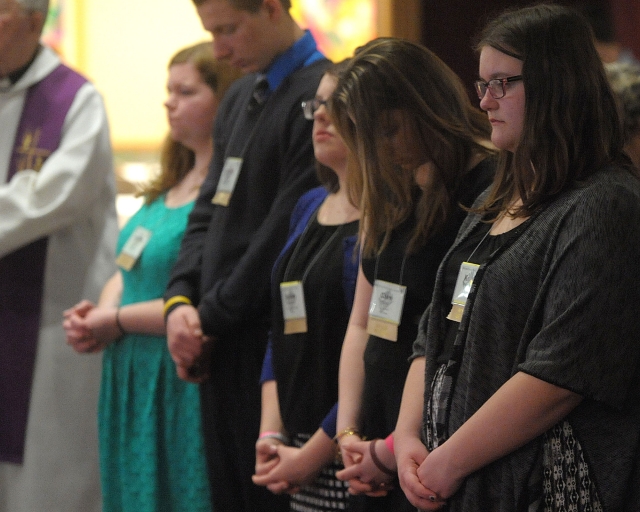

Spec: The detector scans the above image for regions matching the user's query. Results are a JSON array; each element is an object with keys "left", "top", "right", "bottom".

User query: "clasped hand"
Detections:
[
  {"left": 336, "top": 436, "right": 394, "bottom": 496},
  {"left": 252, "top": 439, "right": 310, "bottom": 494},
  {"left": 166, "top": 304, "right": 212, "bottom": 383},
  {"left": 396, "top": 435, "right": 452, "bottom": 510},
  {"left": 63, "top": 300, "right": 122, "bottom": 353}
]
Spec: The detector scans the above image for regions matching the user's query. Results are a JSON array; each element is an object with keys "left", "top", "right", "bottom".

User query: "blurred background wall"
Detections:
[{"left": 420, "top": 0, "right": 640, "bottom": 102}]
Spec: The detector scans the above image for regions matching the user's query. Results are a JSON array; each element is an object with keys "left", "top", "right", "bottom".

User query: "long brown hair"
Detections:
[
  {"left": 139, "top": 42, "right": 242, "bottom": 203},
  {"left": 475, "top": 4, "right": 635, "bottom": 219},
  {"left": 331, "top": 37, "right": 493, "bottom": 256}
]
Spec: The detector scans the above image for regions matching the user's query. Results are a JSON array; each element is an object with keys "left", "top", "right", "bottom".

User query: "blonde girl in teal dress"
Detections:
[{"left": 64, "top": 43, "right": 241, "bottom": 512}]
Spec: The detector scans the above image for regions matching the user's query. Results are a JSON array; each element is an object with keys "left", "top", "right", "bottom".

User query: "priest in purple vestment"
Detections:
[{"left": 0, "top": 1, "right": 118, "bottom": 510}]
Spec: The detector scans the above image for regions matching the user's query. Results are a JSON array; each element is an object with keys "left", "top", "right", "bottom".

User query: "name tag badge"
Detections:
[
  {"left": 447, "top": 261, "right": 480, "bottom": 323},
  {"left": 212, "top": 157, "right": 242, "bottom": 206},
  {"left": 280, "top": 281, "right": 308, "bottom": 334},
  {"left": 367, "top": 280, "right": 406, "bottom": 342},
  {"left": 115, "top": 226, "right": 152, "bottom": 271}
]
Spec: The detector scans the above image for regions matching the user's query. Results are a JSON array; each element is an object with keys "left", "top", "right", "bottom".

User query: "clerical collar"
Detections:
[{"left": 0, "top": 45, "right": 42, "bottom": 91}]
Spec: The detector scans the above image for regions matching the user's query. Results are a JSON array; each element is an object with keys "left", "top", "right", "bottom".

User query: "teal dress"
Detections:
[{"left": 99, "top": 195, "right": 212, "bottom": 512}]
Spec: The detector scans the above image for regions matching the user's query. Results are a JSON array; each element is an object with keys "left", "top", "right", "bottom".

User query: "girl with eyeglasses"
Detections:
[
  {"left": 251, "top": 60, "right": 360, "bottom": 512},
  {"left": 395, "top": 5, "right": 640, "bottom": 511}
]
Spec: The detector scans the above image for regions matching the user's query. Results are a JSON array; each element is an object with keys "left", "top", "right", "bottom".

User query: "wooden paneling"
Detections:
[
  {"left": 378, "top": 0, "right": 422, "bottom": 41},
  {"left": 612, "top": 0, "right": 640, "bottom": 61}
]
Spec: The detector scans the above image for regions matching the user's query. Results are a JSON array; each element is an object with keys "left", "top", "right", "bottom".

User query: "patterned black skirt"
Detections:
[{"left": 289, "top": 433, "right": 350, "bottom": 512}]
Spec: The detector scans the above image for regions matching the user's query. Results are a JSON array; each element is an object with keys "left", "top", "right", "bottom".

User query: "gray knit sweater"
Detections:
[{"left": 413, "top": 168, "right": 640, "bottom": 511}]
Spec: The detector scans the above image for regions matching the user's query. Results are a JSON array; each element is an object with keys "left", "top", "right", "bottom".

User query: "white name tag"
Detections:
[
  {"left": 447, "top": 261, "right": 479, "bottom": 322},
  {"left": 115, "top": 226, "right": 152, "bottom": 271},
  {"left": 280, "top": 281, "right": 308, "bottom": 334},
  {"left": 367, "top": 280, "right": 406, "bottom": 342},
  {"left": 212, "top": 157, "right": 243, "bottom": 206}
]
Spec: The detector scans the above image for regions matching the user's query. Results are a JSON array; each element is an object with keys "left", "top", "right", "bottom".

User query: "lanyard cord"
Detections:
[
  {"left": 373, "top": 245, "right": 409, "bottom": 286},
  {"left": 465, "top": 223, "right": 492, "bottom": 262},
  {"left": 283, "top": 210, "right": 345, "bottom": 285}
]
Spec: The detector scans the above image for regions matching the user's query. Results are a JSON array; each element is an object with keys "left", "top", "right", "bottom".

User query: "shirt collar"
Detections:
[{"left": 263, "top": 30, "right": 324, "bottom": 92}]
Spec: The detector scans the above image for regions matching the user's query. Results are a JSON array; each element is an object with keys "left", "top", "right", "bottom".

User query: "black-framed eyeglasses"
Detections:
[
  {"left": 301, "top": 98, "right": 327, "bottom": 120},
  {"left": 474, "top": 75, "right": 523, "bottom": 100}
]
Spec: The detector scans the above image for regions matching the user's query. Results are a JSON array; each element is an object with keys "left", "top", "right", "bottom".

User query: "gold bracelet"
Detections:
[
  {"left": 333, "top": 427, "right": 360, "bottom": 445},
  {"left": 163, "top": 295, "right": 192, "bottom": 317}
]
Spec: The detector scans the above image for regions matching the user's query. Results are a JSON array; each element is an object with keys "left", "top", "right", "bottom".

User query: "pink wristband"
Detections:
[
  {"left": 384, "top": 433, "right": 394, "bottom": 455},
  {"left": 259, "top": 431, "right": 280, "bottom": 439}
]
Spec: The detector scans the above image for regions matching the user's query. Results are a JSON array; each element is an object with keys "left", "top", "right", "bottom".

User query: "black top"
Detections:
[
  {"left": 438, "top": 222, "right": 520, "bottom": 363},
  {"left": 272, "top": 215, "right": 359, "bottom": 435},
  {"left": 358, "top": 157, "right": 495, "bottom": 439}
]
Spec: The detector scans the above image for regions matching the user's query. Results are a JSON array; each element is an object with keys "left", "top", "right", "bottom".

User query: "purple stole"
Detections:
[{"left": 0, "top": 63, "right": 87, "bottom": 464}]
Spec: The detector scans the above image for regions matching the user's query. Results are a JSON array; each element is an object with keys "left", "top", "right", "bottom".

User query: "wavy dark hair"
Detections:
[
  {"left": 475, "top": 3, "right": 635, "bottom": 219},
  {"left": 139, "top": 42, "right": 242, "bottom": 204},
  {"left": 331, "top": 37, "right": 494, "bottom": 256}
]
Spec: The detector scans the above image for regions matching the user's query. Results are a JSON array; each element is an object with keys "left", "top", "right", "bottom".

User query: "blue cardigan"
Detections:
[{"left": 260, "top": 186, "right": 359, "bottom": 438}]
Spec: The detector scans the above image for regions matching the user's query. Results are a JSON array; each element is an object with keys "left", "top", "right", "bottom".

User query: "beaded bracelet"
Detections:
[{"left": 369, "top": 439, "right": 396, "bottom": 476}]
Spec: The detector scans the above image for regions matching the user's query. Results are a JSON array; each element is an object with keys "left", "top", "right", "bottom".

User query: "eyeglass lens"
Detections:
[
  {"left": 474, "top": 80, "right": 505, "bottom": 100},
  {"left": 302, "top": 98, "right": 327, "bottom": 120},
  {"left": 474, "top": 76, "right": 522, "bottom": 100}
]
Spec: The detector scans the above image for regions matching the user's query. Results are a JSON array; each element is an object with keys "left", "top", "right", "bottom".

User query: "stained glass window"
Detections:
[{"left": 291, "top": 0, "right": 377, "bottom": 62}]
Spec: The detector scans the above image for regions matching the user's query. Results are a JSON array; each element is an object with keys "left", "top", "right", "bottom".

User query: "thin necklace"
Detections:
[
  {"left": 466, "top": 224, "right": 492, "bottom": 262},
  {"left": 283, "top": 210, "right": 345, "bottom": 284}
]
